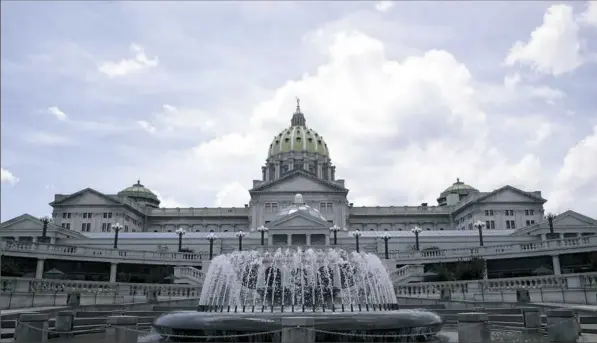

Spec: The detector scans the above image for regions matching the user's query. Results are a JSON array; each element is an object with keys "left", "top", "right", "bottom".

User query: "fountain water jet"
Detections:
[{"left": 198, "top": 247, "right": 397, "bottom": 309}]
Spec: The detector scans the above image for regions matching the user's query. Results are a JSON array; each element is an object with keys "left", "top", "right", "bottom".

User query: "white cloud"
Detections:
[
  {"left": 142, "top": 30, "right": 550, "bottom": 209},
  {"left": 214, "top": 182, "right": 250, "bottom": 207},
  {"left": 505, "top": 4, "right": 583, "bottom": 76},
  {"left": 22, "top": 132, "right": 71, "bottom": 146},
  {"left": 152, "top": 190, "right": 187, "bottom": 208},
  {"left": 375, "top": 1, "right": 395, "bottom": 12},
  {"left": 504, "top": 116, "right": 554, "bottom": 145},
  {"left": 98, "top": 44, "right": 158, "bottom": 78},
  {"left": 47, "top": 106, "right": 68, "bottom": 121},
  {"left": 137, "top": 120, "right": 157, "bottom": 134},
  {"left": 138, "top": 104, "right": 216, "bottom": 137},
  {"left": 1, "top": 168, "right": 19, "bottom": 185},
  {"left": 546, "top": 125, "right": 597, "bottom": 213},
  {"left": 582, "top": 1, "right": 597, "bottom": 26}
]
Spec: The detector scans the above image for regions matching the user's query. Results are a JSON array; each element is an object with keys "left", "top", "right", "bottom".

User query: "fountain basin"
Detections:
[{"left": 148, "top": 310, "right": 443, "bottom": 342}]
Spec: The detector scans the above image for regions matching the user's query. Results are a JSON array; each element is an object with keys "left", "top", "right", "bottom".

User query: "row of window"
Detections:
[
  {"left": 482, "top": 209, "right": 536, "bottom": 216},
  {"left": 264, "top": 202, "right": 279, "bottom": 212}
]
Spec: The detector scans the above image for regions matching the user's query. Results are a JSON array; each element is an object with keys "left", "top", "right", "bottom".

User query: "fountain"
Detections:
[{"left": 149, "top": 247, "right": 443, "bottom": 342}]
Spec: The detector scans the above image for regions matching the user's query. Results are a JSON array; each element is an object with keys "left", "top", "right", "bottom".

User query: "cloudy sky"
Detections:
[{"left": 1, "top": 1, "right": 597, "bottom": 222}]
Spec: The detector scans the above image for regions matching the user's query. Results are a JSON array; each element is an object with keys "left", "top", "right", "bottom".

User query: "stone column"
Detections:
[
  {"left": 552, "top": 255, "right": 562, "bottom": 275},
  {"left": 317, "top": 163, "right": 322, "bottom": 178},
  {"left": 110, "top": 263, "right": 118, "bottom": 283},
  {"left": 50, "top": 237, "right": 56, "bottom": 244},
  {"left": 265, "top": 166, "right": 270, "bottom": 181},
  {"left": 105, "top": 315, "right": 139, "bottom": 343},
  {"left": 35, "top": 259, "right": 45, "bottom": 279},
  {"left": 281, "top": 317, "right": 314, "bottom": 343},
  {"left": 16, "top": 313, "right": 49, "bottom": 343},
  {"left": 306, "top": 234, "right": 311, "bottom": 246},
  {"left": 275, "top": 162, "right": 280, "bottom": 179},
  {"left": 287, "top": 234, "right": 292, "bottom": 246},
  {"left": 55, "top": 311, "right": 75, "bottom": 338},
  {"left": 457, "top": 312, "right": 490, "bottom": 343},
  {"left": 546, "top": 309, "right": 578, "bottom": 343}
]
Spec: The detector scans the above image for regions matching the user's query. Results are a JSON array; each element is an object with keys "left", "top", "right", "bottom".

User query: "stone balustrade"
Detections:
[
  {"left": 390, "top": 264, "right": 424, "bottom": 283},
  {"left": 0, "top": 276, "right": 201, "bottom": 297},
  {"left": 395, "top": 272, "right": 597, "bottom": 304},
  {"left": 2, "top": 236, "right": 596, "bottom": 267},
  {"left": 389, "top": 235, "right": 597, "bottom": 263},
  {"left": 1, "top": 240, "right": 206, "bottom": 265}
]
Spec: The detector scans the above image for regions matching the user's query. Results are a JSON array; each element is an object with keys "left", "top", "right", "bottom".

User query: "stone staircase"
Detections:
[
  {"left": 391, "top": 264, "right": 425, "bottom": 284},
  {"left": 173, "top": 266, "right": 205, "bottom": 286}
]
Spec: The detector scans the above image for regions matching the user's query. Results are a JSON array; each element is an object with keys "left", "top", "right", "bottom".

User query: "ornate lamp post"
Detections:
[
  {"left": 206, "top": 232, "right": 217, "bottom": 260},
  {"left": 252, "top": 225, "right": 268, "bottom": 246},
  {"left": 329, "top": 225, "right": 341, "bottom": 245},
  {"left": 40, "top": 216, "right": 52, "bottom": 243},
  {"left": 473, "top": 220, "right": 485, "bottom": 247},
  {"left": 546, "top": 213, "right": 556, "bottom": 236},
  {"left": 175, "top": 227, "right": 186, "bottom": 252},
  {"left": 352, "top": 229, "right": 363, "bottom": 253},
  {"left": 112, "top": 222, "right": 123, "bottom": 249},
  {"left": 411, "top": 226, "right": 422, "bottom": 251},
  {"left": 380, "top": 230, "right": 391, "bottom": 259},
  {"left": 236, "top": 230, "right": 246, "bottom": 251}
]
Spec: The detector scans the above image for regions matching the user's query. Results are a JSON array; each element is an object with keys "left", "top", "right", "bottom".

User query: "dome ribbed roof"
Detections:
[
  {"left": 267, "top": 101, "right": 330, "bottom": 158},
  {"left": 118, "top": 180, "right": 159, "bottom": 201},
  {"left": 440, "top": 178, "right": 479, "bottom": 197}
]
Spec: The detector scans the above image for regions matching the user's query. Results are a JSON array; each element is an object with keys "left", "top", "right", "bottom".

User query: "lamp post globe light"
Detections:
[
  {"left": 473, "top": 220, "right": 485, "bottom": 247},
  {"left": 251, "top": 225, "right": 268, "bottom": 246},
  {"left": 411, "top": 226, "right": 422, "bottom": 251},
  {"left": 352, "top": 229, "right": 363, "bottom": 253},
  {"left": 329, "top": 225, "right": 341, "bottom": 245},
  {"left": 206, "top": 232, "right": 217, "bottom": 260},
  {"left": 380, "top": 230, "right": 391, "bottom": 259},
  {"left": 175, "top": 227, "right": 186, "bottom": 252},
  {"left": 40, "top": 216, "right": 52, "bottom": 243},
  {"left": 236, "top": 230, "right": 246, "bottom": 251},
  {"left": 112, "top": 223, "right": 123, "bottom": 249}
]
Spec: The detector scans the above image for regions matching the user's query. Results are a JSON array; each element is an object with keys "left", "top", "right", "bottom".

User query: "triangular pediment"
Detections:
[
  {"left": 251, "top": 170, "right": 346, "bottom": 194},
  {"left": 0, "top": 214, "right": 44, "bottom": 231},
  {"left": 271, "top": 212, "right": 330, "bottom": 228},
  {"left": 478, "top": 186, "right": 545, "bottom": 204},
  {"left": 51, "top": 188, "right": 122, "bottom": 206},
  {"left": 553, "top": 210, "right": 597, "bottom": 226}
]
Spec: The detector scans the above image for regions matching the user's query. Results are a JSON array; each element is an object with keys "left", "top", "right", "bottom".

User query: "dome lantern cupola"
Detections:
[
  {"left": 290, "top": 98, "right": 306, "bottom": 127},
  {"left": 437, "top": 177, "right": 479, "bottom": 206}
]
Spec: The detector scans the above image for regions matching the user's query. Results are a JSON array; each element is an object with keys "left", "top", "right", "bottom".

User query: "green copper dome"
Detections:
[
  {"left": 118, "top": 180, "right": 160, "bottom": 208},
  {"left": 440, "top": 178, "right": 479, "bottom": 197},
  {"left": 268, "top": 100, "right": 330, "bottom": 158}
]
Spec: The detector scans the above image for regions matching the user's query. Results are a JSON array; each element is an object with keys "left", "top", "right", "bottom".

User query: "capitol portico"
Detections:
[{"left": 1, "top": 102, "right": 596, "bottom": 290}]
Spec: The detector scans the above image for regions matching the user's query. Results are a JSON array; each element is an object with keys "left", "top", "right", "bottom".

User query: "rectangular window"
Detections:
[
  {"left": 490, "top": 221, "right": 495, "bottom": 229},
  {"left": 530, "top": 220, "right": 535, "bottom": 225},
  {"left": 66, "top": 223, "right": 70, "bottom": 230},
  {"left": 526, "top": 220, "right": 530, "bottom": 226},
  {"left": 506, "top": 221, "right": 511, "bottom": 229},
  {"left": 102, "top": 223, "right": 107, "bottom": 232},
  {"left": 525, "top": 210, "right": 529, "bottom": 216},
  {"left": 468, "top": 223, "right": 473, "bottom": 230},
  {"left": 67, "top": 213, "right": 71, "bottom": 218},
  {"left": 81, "top": 223, "right": 86, "bottom": 231},
  {"left": 486, "top": 220, "right": 490, "bottom": 229},
  {"left": 103, "top": 213, "right": 107, "bottom": 218},
  {"left": 108, "top": 212, "right": 112, "bottom": 218},
  {"left": 529, "top": 210, "right": 534, "bottom": 215},
  {"left": 88, "top": 212, "right": 92, "bottom": 218},
  {"left": 62, "top": 213, "right": 67, "bottom": 218},
  {"left": 86, "top": 223, "right": 91, "bottom": 231},
  {"left": 265, "top": 203, "right": 271, "bottom": 212},
  {"left": 83, "top": 213, "right": 87, "bottom": 219},
  {"left": 62, "top": 223, "right": 66, "bottom": 228},
  {"left": 125, "top": 225, "right": 129, "bottom": 232},
  {"left": 271, "top": 203, "right": 278, "bottom": 212},
  {"left": 489, "top": 210, "right": 494, "bottom": 216},
  {"left": 510, "top": 220, "right": 516, "bottom": 229}
]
